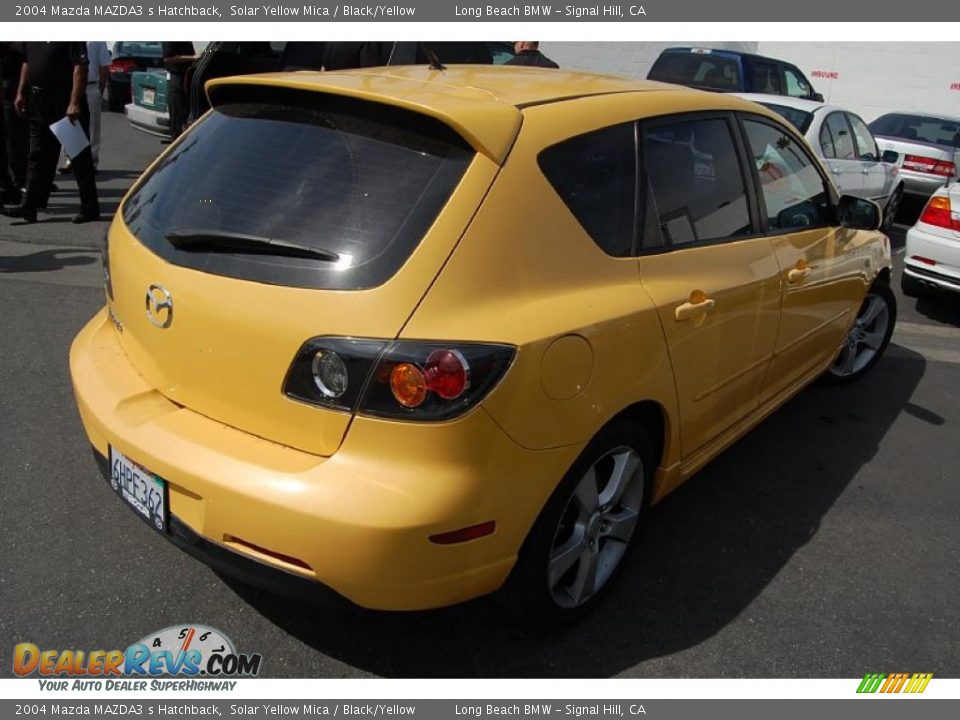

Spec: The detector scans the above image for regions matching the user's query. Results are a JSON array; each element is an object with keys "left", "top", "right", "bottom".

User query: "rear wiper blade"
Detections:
[{"left": 165, "top": 229, "right": 340, "bottom": 262}]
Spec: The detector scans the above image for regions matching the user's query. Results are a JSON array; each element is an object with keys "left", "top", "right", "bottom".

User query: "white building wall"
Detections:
[{"left": 541, "top": 41, "right": 960, "bottom": 123}]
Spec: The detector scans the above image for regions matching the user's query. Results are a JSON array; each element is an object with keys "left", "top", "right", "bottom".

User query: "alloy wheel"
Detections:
[
  {"left": 830, "top": 291, "right": 891, "bottom": 378},
  {"left": 548, "top": 446, "right": 644, "bottom": 608}
]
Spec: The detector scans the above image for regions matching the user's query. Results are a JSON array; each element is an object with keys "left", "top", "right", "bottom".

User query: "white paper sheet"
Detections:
[{"left": 49, "top": 117, "right": 90, "bottom": 159}]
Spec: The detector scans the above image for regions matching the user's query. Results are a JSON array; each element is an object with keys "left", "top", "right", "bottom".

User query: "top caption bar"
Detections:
[{"left": 5, "top": 0, "right": 957, "bottom": 22}]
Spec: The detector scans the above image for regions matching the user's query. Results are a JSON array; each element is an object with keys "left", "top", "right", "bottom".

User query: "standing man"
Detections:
[
  {"left": 161, "top": 41, "right": 195, "bottom": 139},
  {"left": 60, "top": 41, "right": 110, "bottom": 173},
  {"left": 505, "top": 42, "right": 559, "bottom": 69},
  {"left": 0, "top": 42, "right": 27, "bottom": 204},
  {"left": 1, "top": 41, "right": 100, "bottom": 224}
]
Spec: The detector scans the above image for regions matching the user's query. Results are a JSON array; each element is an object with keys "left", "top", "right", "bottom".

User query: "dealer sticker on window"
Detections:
[{"left": 109, "top": 447, "right": 167, "bottom": 533}]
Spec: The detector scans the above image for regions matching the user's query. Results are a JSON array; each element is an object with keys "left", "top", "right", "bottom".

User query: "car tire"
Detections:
[
  {"left": 825, "top": 280, "right": 896, "bottom": 384},
  {"left": 107, "top": 80, "right": 125, "bottom": 113},
  {"left": 900, "top": 272, "right": 922, "bottom": 299},
  {"left": 497, "top": 420, "right": 655, "bottom": 625},
  {"left": 881, "top": 185, "right": 903, "bottom": 232}
]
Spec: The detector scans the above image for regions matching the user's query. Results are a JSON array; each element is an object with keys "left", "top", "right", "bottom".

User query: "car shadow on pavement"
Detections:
[
  {"left": 0, "top": 249, "right": 97, "bottom": 273},
  {"left": 910, "top": 293, "right": 960, "bottom": 328},
  {"left": 223, "top": 346, "right": 926, "bottom": 678}
]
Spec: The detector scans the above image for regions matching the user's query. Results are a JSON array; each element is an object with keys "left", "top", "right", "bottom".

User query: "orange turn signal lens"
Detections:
[{"left": 390, "top": 363, "right": 428, "bottom": 408}]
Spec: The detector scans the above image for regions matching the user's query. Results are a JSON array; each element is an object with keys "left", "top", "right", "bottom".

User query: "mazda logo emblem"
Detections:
[{"left": 145, "top": 284, "right": 173, "bottom": 329}]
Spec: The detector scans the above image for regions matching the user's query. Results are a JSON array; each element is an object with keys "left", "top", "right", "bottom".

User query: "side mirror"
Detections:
[
  {"left": 811, "top": 92, "right": 824, "bottom": 102},
  {"left": 882, "top": 149, "right": 899, "bottom": 164},
  {"left": 838, "top": 195, "right": 881, "bottom": 231}
]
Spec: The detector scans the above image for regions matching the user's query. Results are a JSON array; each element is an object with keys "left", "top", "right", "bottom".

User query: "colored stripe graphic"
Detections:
[
  {"left": 857, "top": 672, "right": 933, "bottom": 693},
  {"left": 857, "top": 673, "right": 886, "bottom": 693}
]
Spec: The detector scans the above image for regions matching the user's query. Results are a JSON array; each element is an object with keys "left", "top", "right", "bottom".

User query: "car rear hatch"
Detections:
[
  {"left": 107, "top": 75, "right": 519, "bottom": 457},
  {"left": 131, "top": 70, "right": 168, "bottom": 112}
]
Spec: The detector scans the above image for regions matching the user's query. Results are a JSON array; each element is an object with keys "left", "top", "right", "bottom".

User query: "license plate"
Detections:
[
  {"left": 109, "top": 447, "right": 167, "bottom": 533},
  {"left": 142, "top": 87, "right": 156, "bottom": 106}
]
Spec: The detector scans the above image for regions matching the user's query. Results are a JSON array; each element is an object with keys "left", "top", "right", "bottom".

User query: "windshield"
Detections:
[
  {"left": 122, "top": 88, "right": 474, "bottom": 290},
  {"left": 868, "top": 113, "right": 960, "bottom": 149},
  {"left": 759, "top": 103, "right": 814, "bottom": 134}
]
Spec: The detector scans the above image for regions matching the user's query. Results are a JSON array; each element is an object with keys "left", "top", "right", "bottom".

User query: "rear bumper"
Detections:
[
  {"left": 900, "top": 170, "right": 950, "bottom": 200},
  {"left": 91, "top": 449, "right": 355, "bottom": 607},
  {"left": 71, "top": 309, "right": 580, "bottom": 610},
  {"left": 904, "top": 224, "right": 960, "bottom": 293},
  {"left": 125, "top": 103, "right": 170, "bottom": 137}
]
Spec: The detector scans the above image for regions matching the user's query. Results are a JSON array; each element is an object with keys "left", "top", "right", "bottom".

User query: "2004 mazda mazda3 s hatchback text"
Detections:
[{"left": 70, "top": 66, "right": 896, "bottom": 622}]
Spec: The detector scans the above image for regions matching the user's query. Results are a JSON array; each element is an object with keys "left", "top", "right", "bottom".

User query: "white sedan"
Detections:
[
  {"left": 736, "top": 94, "right": 904, "bottom": 231},
  {"left": 902, "top": 183, "right": 960, "bottom": 297}
]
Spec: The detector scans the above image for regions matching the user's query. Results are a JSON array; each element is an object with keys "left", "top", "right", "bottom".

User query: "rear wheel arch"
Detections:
[{"left": 603, "top": 400, "right": 669, "bottom": 485}]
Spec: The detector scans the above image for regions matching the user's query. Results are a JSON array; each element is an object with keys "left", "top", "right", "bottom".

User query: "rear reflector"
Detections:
[
  {"left": 903, "top": 155, "right": 957, "bottom": 178},
  {"left": 919, "top": 196, "right": 960, "bottom": 231},
  {"left": 429, "top": 521, "right": 496, "bottom": 545},
  {"left": 911, "top": 256, "right": 936, "bottom": 266}
]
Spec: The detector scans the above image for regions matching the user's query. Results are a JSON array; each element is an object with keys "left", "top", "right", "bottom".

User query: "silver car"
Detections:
[
  {"left": 868, "top": 112, "right": 960, "bottom": 201},
  {"left": 736, "top": 94, "right": 904, "bottom": 230}
]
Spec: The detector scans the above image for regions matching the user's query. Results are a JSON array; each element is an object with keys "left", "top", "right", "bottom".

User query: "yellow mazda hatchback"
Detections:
[{"left": 71, "top": 66, "right": 895, "bottom": 621}]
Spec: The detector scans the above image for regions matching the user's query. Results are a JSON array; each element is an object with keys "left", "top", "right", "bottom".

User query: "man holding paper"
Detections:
[{"left": 2, "top": 41, "right": 100, "bottom": 224}]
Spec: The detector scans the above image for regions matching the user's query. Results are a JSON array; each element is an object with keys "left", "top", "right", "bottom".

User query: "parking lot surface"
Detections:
[{"left": 1, "top": 113, "right": 958, "bottom": 678}]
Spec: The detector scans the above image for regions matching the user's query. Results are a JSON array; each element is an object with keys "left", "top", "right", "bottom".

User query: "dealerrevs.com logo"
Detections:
[
  {"left": 857, "top": 673, "right": 933, "bottom": 694},
  {"left": 14, "top": 625, "right": 262, "bottom": 690}
]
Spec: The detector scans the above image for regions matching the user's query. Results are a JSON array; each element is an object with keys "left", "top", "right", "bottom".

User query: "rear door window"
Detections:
[
  {"left": 752, "top": 62, "right": 783, "bottom": 95},
  {"left": 823, "top": 112, "right": 857, "bottom": 160},
  {"left": 122, "top": 88, "right": 474, "bottom": 290},
  {"left": 643, "top": 116, "right": 753, "bottom": 245}
]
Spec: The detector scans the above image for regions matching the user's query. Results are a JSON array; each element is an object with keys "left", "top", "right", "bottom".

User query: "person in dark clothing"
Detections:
[
  {"left": 322, "top": 42, "right": 394, "bottom": 71},
  {"left": 505, "top": 42, "right": 559, "bottom": 69},
  {"left": 279, "top": 41, "right": 327, "bottom": 71},
  {"left": 161, "top": 41, "right": 195, "bottom": 139},
  {"left": 1, "top": 42, "right": 99, "bottom": 224},
  {"left": 0, "top": 42, "right": 27, "bottom": 204}
]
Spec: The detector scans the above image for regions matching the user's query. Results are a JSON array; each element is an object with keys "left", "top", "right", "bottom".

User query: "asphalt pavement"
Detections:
[{"left": 1, "top": 112, "right": 958, "bottom": 678}]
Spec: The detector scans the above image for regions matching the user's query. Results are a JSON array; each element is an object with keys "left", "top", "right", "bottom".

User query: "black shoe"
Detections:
[
  {"left": 59, "top": 163, "right": 73, "bottom": 175},
  {"left": 50, "top": 183, "right": 59, "bottom": 193},
  {"left": 1, "top": 205, "right": 38, "bottom": 223},
  {"left": 71, "top": 211, "right": 101, "bottom": 224},
  {"left": 0, "top": 189, "right": 21, "bottom": 205}
]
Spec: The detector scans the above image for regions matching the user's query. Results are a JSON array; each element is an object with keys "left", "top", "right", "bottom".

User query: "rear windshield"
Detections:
[
  {"left": 115, "top": 42, "right": 162, "bottom": 58},
  {"left": 122, "top": 88, "right": 474, "bottom": 290},
  {"left": 868, "top": 113, "right": 960, "bottom": 149},
  {"left": 760, "top": 103, "right": 814, "bottom": 134},
  {"left": 648, "top": 52, "right": 742, "bottom": 91}
]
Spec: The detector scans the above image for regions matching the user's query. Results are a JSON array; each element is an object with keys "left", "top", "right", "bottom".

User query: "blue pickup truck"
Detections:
[{"left": 648, "top": 47, "right": 824, "bottom": 102}]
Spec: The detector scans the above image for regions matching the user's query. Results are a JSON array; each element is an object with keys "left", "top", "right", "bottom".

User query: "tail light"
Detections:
[
  {"left": 919, "top": 195, "right": 960, "bottom": 231},
  {"left": 109, "top": 58, "right": 138, "bottom": 74},
  {"left": 283, "top": 338, "right": 515, "bottom": 421},
  {"left": 903, "top": 155, "right": 957, "bottom": 178}
]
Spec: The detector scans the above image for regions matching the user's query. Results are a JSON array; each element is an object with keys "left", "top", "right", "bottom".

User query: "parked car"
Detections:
[
  {"left": 647, "top": 47, "right": 823, "bottom": 101},
  {"left": 126, "top": 69, "right": 171, "bottom": 137},
  {"left": 736, "top": 94, "right": 904, "bottom": 231},
  {"left": 108, "top": 41, "right": 164, "bottom": 112},
  {"left": 868, "top": 112, "right": 960, "bottom": 202},
  {"left": 71, "top": 67, "right": 894, "bottom": 622},
  {"left": 902, "top": 183, "right": 960, "bottom": 297}
]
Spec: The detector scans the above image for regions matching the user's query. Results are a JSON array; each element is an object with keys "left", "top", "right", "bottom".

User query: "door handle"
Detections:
[
  {"left": 787, "top": 267, "right": 812, "bottom": 284},
  {"left": 675, "top": 296, "right": 716, "bottom": 322},
  {"left": 831, "top": 167, "right": 842, "bottom": 175},
  {"left": 862, "top": 169, "right": 871, "bottom": 174}
]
